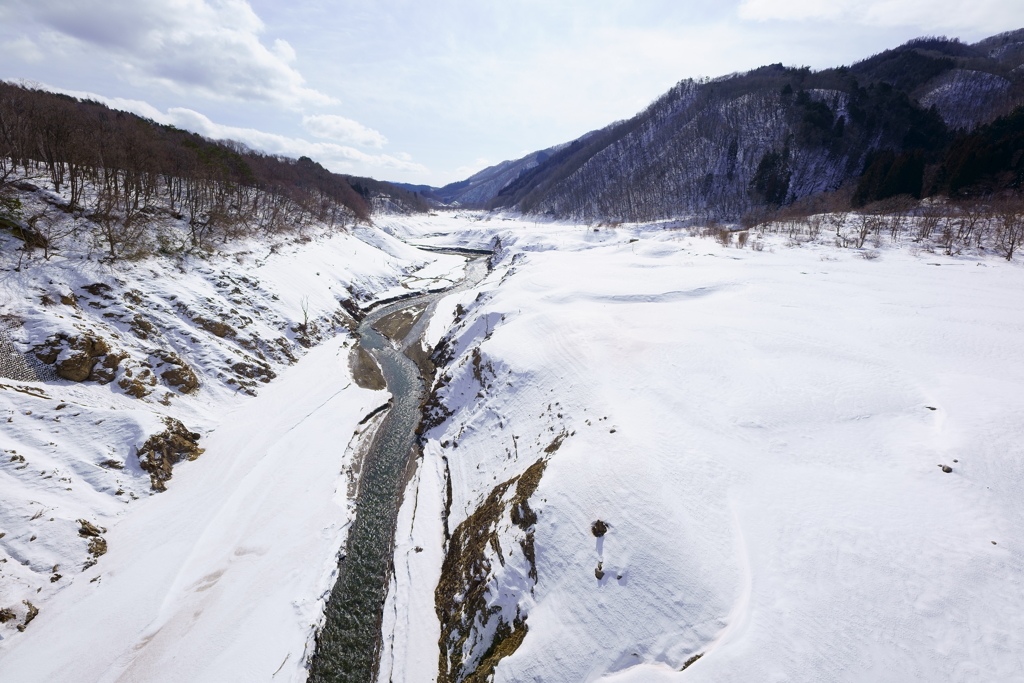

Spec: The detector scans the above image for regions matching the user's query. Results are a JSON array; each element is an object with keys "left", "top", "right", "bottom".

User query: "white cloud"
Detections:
[
  {"left": 272, "top": 38, "right": 297, "bottom": 64},
  {"left": 10, "top": 0, "right": 332, "bottom": 108},
  {"left": 737, "top": 0, "right": 851, "bottom": 22},
  {"left": 302, "top": 114, "right": 388, "bottom": 148},
  {"left": 2, "top": 35, "right": 44, "bottom": 62},
  {"left": 737, "top": 0, "right": 1024, "bottom": 33},
  {"left": 455, "top": 158, "right": 492, "bottom": 176},
  {"left": 30, "top": 83, "right": 426, "bottom": 174},
  {"left": 165, "top": 108, "right": 425, "bottom": 172}
]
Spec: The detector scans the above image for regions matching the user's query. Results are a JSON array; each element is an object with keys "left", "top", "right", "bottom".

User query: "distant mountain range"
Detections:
[
  {"left": 396, "top": 28, "right": 1024, "bottom": 221},
  {"left": 390, "top": 143, "right": 571, "bottom": 205}
]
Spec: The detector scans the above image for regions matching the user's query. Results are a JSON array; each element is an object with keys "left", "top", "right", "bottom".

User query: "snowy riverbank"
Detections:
[
  {"left": 3, "top": 208, "right": 1023, "bottom": 682},
  {"left": 382, "top": 212, "right": 1024, "bottom": 683},
  {"left": 0, "top": 221, "right": 467, "bottom": 682}
]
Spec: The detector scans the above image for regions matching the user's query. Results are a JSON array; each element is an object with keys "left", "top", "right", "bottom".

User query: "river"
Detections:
[{"left": 308, "top": 252, "right": 490, "bottom": 682}]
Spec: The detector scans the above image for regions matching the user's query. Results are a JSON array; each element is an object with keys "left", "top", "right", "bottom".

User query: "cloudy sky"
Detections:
[{"left": 1, "top": 0, "right": 1022, "bottom": 186}]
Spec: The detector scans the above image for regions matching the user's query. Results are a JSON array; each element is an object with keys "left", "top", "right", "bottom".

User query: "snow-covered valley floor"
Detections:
[
  {"left": 381, "top": 214, "right": 1024, "bottom": 683},
  {"left": 2, "top": 210, "right": 1023, "bottom": 682}
]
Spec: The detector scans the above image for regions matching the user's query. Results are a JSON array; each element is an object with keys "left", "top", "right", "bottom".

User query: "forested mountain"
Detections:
[
  {"left": 6, "top": 29, "right": 1024, "bottom": 237},
  {"left": 437, "top": 29, "right": 1024, "bottom": 221},
  {"left": 0, "top": 81, "right": 427, "bottom": 255},
  {"left": 391, "top": 144, "right": 573, "bottom": 206}
]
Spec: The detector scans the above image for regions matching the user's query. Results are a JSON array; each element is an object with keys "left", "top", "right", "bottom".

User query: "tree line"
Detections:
[
  {"left": 737, "top": 185, "right": 1024, "bottom": 260},
  {"left": 0, "top": 82, "right": 426, "bottom": 259}
]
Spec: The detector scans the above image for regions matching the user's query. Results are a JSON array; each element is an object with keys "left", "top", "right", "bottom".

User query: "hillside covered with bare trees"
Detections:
[
  {"left": 0, "top": 82, "right": 428, "bottom": 261},
  {"left": 419, "top": 30, "right": 1024, "bottom": 223}
]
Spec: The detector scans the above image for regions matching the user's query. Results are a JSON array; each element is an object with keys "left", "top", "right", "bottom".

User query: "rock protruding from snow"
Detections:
[
  {"left": 136, "top": 418, "right": 205, "bottom": 492},
  {"left": 435, "top": 458, "right": 546, "bottom": 683}
]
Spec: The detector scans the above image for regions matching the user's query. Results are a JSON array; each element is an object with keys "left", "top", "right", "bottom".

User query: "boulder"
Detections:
[
  {"left": 137, "top": 418, "right": 205, "bottom": 491},
  {"left": 37, "top": 334, "right": 110, "bottom": 382}
]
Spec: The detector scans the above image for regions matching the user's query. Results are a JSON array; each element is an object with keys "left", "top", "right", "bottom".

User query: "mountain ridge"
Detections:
[{"left": 406, "top": 29, "right": 1024, "bottom": 221}]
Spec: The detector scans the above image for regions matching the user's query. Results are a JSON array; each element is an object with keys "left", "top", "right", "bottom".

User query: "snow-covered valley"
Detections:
[
  {"left": 0, "top": 214, "right": 468, "bottom": 681},
  {"left": 2, "top": 210, "right": 1023, "bottom": 682},
  {"left": 381, "top": 214, "right": 1024, "bottom": 682}
]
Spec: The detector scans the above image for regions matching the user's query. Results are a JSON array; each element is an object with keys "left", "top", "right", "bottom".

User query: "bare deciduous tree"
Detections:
[
  {"left": 994, "top": 199, "right": 1024, "bottom": 260},
  {"left": 0, "top": 81, "right": 400, "bottom": 262}
]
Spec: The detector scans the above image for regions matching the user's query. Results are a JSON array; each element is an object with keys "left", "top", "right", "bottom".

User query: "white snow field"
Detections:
[
  {"left": 379, "top": 214, "right": 1024, "bottom": 683},
  {"left": 2, "top": 337, "right": 384, "bottom": 682},
  {"left": 2, "top": 210, "right": 1023, "bottom": 683}
]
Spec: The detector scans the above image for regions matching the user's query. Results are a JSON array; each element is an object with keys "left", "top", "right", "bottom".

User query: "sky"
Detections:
[{"left": 1, "top": 1, "right": 1023, "bottom": 187}]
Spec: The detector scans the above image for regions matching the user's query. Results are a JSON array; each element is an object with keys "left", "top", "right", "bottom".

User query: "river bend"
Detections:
[{"left": 308, "top": 254, "right": 488, "bottom": 682}]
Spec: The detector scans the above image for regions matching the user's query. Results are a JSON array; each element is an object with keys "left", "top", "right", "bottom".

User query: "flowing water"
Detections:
[{"left": 308, "top": 253, "right": 489, "bottom": 682}]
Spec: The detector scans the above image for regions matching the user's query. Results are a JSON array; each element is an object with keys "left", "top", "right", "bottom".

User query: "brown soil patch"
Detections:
[
  {"left": 680, "top": 652, "right": 704, "bottom": 670},
  {"left": 130, "top": 314, "right": 158, "bottom": 339},
  {"left": 90, "top": 351, "right": 127, "bottom": 384},
  {"left": 193, "top": 316, "right": 236, "bottom": 338},
  {"left": 161, "top": 366, "right": 199, "bottom": 393},
  {"left": 16, "top": 601, "right": 38, "bottom": 632},
  {"left": 405, "top": 339, "right": 436, "bottom": 386},
  {"left": 34, "top": 333, "right": 109, "bottom": 381},
  {"left": 350, "top": 346, "right": 385, "bottom": 390},
  {"left": 77, "top": 519, "right": 106, "bottom": 537},
  {"left": 373, "top": 305, "right": 425, "bottom": 343}
]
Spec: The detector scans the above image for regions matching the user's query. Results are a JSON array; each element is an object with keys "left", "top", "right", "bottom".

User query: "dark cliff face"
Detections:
[{"left": 455, "top": 31, "right": 1024, "bottom": 221}]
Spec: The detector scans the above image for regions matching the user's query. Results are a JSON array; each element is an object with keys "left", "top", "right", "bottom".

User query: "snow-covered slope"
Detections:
[
  {"left": 383, "top": 214, "right": 1024, "bottom": 682},
  {"left": 391, "top": 146, "right": 572, "bottom": 208},
  {"left": 919, "top": 69, "right": 1015, "bottom": 131},
  {"left": 4, "top": 205, "right": 1023, "bottom": 682},
  {"left": 0, "top": 206, "right": 467, "bottom": 681},
  {"left": 445, "top": 147, "right": 569, "bottom": 206}
]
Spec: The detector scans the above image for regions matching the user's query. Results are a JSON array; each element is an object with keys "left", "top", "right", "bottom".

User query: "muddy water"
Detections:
[{"left": 308, "top": 255, "right": 488, "bottom": 683}]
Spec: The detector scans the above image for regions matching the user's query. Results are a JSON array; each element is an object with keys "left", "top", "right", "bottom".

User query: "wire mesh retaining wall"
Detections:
[{"left": 0, "top": 320, "right": 59, "bottom": 382}]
